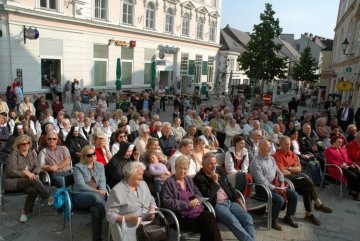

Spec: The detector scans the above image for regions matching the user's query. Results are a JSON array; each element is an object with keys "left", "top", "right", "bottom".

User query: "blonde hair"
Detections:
[
  {"left": 175, "top": 155, "right": 190, "bottom": 168},
  {"left": 80, "top": 145, "right": 95, "bottom": 164},
  {"left": 13, "top": 135, "right": 32, "bottom": 151}
]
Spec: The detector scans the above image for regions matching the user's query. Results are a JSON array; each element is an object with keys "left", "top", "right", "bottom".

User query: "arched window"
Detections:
[
  {"left": 209, "top": 21, "right": 216, "bottom": 42},
  {"left": 196, "top": 17, "right": 204, "bottom": 39},
  {"left": 165, "top": 8, "right": 174, "bottom": 33},
  {"left": 145, "top": 2, "right": 155, "bottom": 29},
  {"left": 123, "top": 0, "right": 134, "bottom": 24},
  {"left": 182, "top": 13, "right": 190, "bottom": 36}
]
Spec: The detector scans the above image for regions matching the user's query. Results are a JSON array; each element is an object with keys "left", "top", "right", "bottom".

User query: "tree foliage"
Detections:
[
  {"left": 238, "top": 3, "right": 287, "bottom": 84},
  {"left": 291, "top": 46, "right": 319, "bottom": 83}
]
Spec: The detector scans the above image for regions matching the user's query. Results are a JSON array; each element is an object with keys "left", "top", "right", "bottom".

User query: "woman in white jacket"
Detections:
[{"left": 224, "top": 118, "right": 242, "bottom": 149}]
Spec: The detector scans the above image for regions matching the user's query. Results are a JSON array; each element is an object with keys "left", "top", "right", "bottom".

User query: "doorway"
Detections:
[{"left": 41, "top": 59, "right": 61, "bottom": 89}]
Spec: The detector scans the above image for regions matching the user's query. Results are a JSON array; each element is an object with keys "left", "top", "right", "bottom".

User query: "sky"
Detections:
[{"left": 220, "top": 0, "right": 340, "bottom": 39}]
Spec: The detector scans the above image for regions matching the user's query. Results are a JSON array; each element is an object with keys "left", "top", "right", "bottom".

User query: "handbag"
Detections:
[{"left": 136, "top": 212, "right": 169, "bottom": 241}]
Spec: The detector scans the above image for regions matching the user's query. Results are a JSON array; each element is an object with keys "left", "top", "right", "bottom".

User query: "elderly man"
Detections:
[
  {"left": 38, "top": 131, "right": 72, "bottom": 187},
  {"left": 347, "top": 131, "right": 360, "bottom": 166},
  {"left": 194, "top": 152, "right": 255, "bottom": 241},
  {"left": 298, "top": 123, "right": 325, "bottom": 169},
  {"left": 136, "top": 92, "right": 153, "bottom": 113},
  {"left": 210, "top": 110, "right": 226, "bottom": 149},
  {"left": 273, "top": 136, "right": 332, "bottom": 226},
  {"left": 159, "top": 122, "right": 178, "bottom": 157},
  {"left": 338, "top": 101, "right": 354, "bottom": 133},
  {"left": 250, "top": 139, "right": 299, "bottom": 230},
  {"left": 169, "top": 138, "right": 197, "bottom": 176}
]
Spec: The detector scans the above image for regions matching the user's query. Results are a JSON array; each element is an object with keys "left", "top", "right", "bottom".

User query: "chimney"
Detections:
[
  {"left": 304, "top": 32, "right": 308, "bottom": 36},
  {"left": 309, "top": 33, "right": 313, "bottom": 37}
]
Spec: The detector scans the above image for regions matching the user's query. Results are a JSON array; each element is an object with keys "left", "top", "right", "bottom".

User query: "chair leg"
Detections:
[{"left": 320, "top": 166, "right": 326, "bottom": 188}]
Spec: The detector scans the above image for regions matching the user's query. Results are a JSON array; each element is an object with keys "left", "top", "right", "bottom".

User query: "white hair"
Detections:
[
  {"left": 123, "top": 161, "right": 146, "bottom": 179},
  {"left": 138, "top": 124, "right": 150, "bottom": 136}
]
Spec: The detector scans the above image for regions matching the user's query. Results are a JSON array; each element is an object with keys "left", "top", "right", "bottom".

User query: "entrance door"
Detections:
[{"left": 41, "top": 59, "right": 61, "bottom": 89}]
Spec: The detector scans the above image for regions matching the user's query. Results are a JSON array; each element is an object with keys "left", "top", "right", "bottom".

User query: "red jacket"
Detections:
[
  {"left": 324, "top": 146, "right": 352, "bottom": 183},
  {"left": 346, "top": 140, "right": 360, "bottom": 165}
]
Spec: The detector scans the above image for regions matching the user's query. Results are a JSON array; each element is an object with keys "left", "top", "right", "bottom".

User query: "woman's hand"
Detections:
[
  {"left": 188, "top": 198, "right": 200, "bottom": 208},
  {"left": 133, "top": 151, "right": 140, "bottom": 161},
  {"left": 147, "top": 207, "right": 156, "bottom": 220},
  {"left": 96, "top": 189, "right": 106, "bottom": 197}
]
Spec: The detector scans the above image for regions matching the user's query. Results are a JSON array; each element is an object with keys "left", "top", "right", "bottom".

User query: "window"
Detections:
[
  {"left": 243, "top": 79, "right": 249, "bottom": 85},
  {"left": 211, "top": 0, "right": 217, "bottom": 7},
  {"left": 180, "top": 53, "right": 189, "bottom": 75},
  {"left": 145, "top": 2, "right": 155, "bottom": 29},
  {"left": 40, "top": 0, "right": 58, "bottom": 10},
  {"left": 209, "top": 21, "right": 216, "bottom": 42},
  {"left": 93, "top": 45, "right": 108, "bottom": 86},
  {"left": 121, "top": 47, "right": 134, "bottom": 85},
  {"left": 94, "top": 0, "right": 107, "bottom": 19},
  {"left": 196, "top": 17, "right": 204, "bottom": 39},
  {"left": 182, "top": 13, "right": 190, "bottom": 36},
  {"left": 195, "top": 55, "right": 202, "bottom": 83},
  {"left": 207, "top": 56, "right": 214, "bottom": 83},
  {"left": 144, "top": 49, "right": 156, "bottom": 85},
  {"left": 123, "top": 0, "right": 134, "bottom": 24},
  {"left": 165, "top": 8, "right": 174, "bottom": 33},
  {"left": 230, "top": 59, "right": 235, "bottom": 71}
]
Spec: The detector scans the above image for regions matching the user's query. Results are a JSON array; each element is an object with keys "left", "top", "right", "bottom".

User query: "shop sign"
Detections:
[
  {"left": 337, "top": 81, "right": 353, "bottom": 91},
  {"left": 108, "top": 39, "right": 128, "bottom": 47}
]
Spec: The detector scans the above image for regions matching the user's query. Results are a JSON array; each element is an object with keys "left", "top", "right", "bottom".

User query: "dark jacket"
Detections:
[
  {"left": 160, "top": 175, "right": 202, "bottom": 213},
  {"left": 159, "top": 135, "right": 178, "bottom": 157},
  {"left": 105, "top": 141, "right": 135, "bottom": 188},
  {"left": 193, "top": 167, "right": 240, "bottom": 207},
  {"left": 65, "top": 126, "right": 89, "bottom": 165},
  {"left": 136, "top": 98, "right": 153, "bottom": 112}
]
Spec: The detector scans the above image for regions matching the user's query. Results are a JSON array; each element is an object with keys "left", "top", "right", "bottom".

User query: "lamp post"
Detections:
[{"left": 342, "top": 37, "right": 354, "bottom": 56}]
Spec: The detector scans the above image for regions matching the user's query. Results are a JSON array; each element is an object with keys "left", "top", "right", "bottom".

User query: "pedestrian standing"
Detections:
[{"left": 64, "top": 80, "right": 71, "bottom": 103}]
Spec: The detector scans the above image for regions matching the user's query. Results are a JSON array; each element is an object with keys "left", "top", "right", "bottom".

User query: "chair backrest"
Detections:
[
  {"left": 64, "top": 173, "right": 75, "bottom": 188},
  {"left": 214, "top": 152, "right": 225, "bottom": 167}
]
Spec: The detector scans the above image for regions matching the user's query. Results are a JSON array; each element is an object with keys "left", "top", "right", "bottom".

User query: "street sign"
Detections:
[
  {"left": 346, "top": 67, "right": 352, "bottom": 73},
  {"left": 262, "top": 94, "right": 272, "bottom": 104}
]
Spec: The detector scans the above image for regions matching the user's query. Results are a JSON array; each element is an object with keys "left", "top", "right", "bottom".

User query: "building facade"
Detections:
[
  {"left": 0, "top": 0, "right": 222, "bottom": 94},
  {"left": 330, "top": 0, "right": 360, "bottom": 110}
]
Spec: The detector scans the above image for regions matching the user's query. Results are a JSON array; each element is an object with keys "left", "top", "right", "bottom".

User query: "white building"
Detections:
[
  {"left": 0, "top": 0, "right": 222, "bottom": 95},
  {"left": 329, "top": 0, "right": 360, "bottom": 110}
]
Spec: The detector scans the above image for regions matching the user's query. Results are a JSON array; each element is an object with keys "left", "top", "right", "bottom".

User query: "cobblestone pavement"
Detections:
[{"left": 1, "top": 94, "right": 358, "bottom": 241}]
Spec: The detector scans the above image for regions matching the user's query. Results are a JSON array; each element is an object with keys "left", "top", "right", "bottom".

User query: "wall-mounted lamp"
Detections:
[
  {"left": 23, "top": 26, "right": 39, "bottom": 44},
  {"left": 342, "top": 37, "right": 354, "bottom": 56}
]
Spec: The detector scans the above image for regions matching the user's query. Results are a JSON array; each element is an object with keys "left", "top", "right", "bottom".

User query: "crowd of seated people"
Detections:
[{"left": 3, "top": 90, "right": 360, "bottom": 241}]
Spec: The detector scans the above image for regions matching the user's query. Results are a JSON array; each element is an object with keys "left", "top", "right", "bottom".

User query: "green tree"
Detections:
[
  {"left": 238, "top": 3, "right": 287, "bottom": 91},
  {"left": 291, "top": 46, "right": 319, "bottom": 85}
]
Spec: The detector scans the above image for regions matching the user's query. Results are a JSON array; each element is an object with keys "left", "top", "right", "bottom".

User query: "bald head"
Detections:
[{"left": 258, "top": 139, "right": 271, "bottom": 157}]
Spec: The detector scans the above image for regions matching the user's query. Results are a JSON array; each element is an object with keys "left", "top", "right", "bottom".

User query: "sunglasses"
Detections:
[
  {"left": 47, "top": 138, "right": 57, "bottom": 141},
  {"left": 19, "top": 142, "right": 30, "bottom": 146},
  {"left": 86, "top": 152, "right": 96, "bottom": 158},
  {"left": 119, "top": 135, "right": 126, "bottom": 138}
]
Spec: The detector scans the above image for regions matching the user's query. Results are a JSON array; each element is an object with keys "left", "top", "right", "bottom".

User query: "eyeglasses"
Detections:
[
  {"left": 86, "top": 152, "right": 96, "bottom": 158},
  {"left": 47, "top": 138, "right": 57, "bottom": 141},
  {"left": 19, "top": 142, "right": 30, "bottom": 146}
]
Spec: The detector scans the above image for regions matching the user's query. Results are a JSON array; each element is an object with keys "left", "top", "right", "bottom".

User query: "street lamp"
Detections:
[{"left": 342, "top": 37, "right": 354, "bottom": 55}]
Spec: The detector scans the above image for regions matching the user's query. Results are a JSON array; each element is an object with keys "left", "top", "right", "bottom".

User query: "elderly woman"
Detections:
[
  {"left": 225, "top": 135, "right": 252, "bottom": 195},
  {"left": 346, "top": 124, "right": 358, "bottom": 143},
  {"left": 192, "top": 138, "right": 210, "bottom": 172},
  {"left": 19, "top": 96, "right": 36, "bottom": 116},
  {"left": 105, "top": 141, "right": 140, "bottom": 188},
  {"left": 65, "top": 126, "right": 89, "bottom": 165},
  {"left": 271, "top": 124, "right": 283, "bottom": 148},
  {"left": 191, "top": 110, "right": 205, "bottom": 132},
  {"left": 161, "top": 155, "right": 222, "bottom": 241},
  {"left": 171, "top": 117, "right": 187, "bottom": 143},
  {"left": 106, "top": 162, "right": 157, "bottom": 241},
  {"left": 70, "top": 145, "right": 106, "bottom": 241},
  {"left": 198, "top": 126, "right": 219, "bottom": 151},
  {"left": 225, "top": 118, "right": 242, "bottom": 149},
  {"left": 3, "top": 135, "right": 52, "bottom": 223},
  {"left": 101, "top": 118, "right": 115, "bottom": 142},
  {"left": 59, "top": 118, "right": 72, "bottom": 142},
  {"left": 0, "top": 115, "right": 11, "bottom": 152},
  {"left": 133, "top": 124, "right": 150, "bottom": 156},
  {"left": 151, "top": 121, "right": 163, "bottom": 139},
  {"left": 324, "top": 136, "right": 360, "bottom": 200},
  {"left": 37, "top": 123, "right": 62, "bottom": 152},
  {"left": 92, "top": 129, "right": 112, "bottom": 166},
  {"left": 110, "top": 130, "right": 128, "bottom": 155}
]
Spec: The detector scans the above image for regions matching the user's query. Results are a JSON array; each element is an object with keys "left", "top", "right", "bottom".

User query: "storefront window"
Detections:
[{"left": 41, "top": 59, "right": 61, "bottom": 89}]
